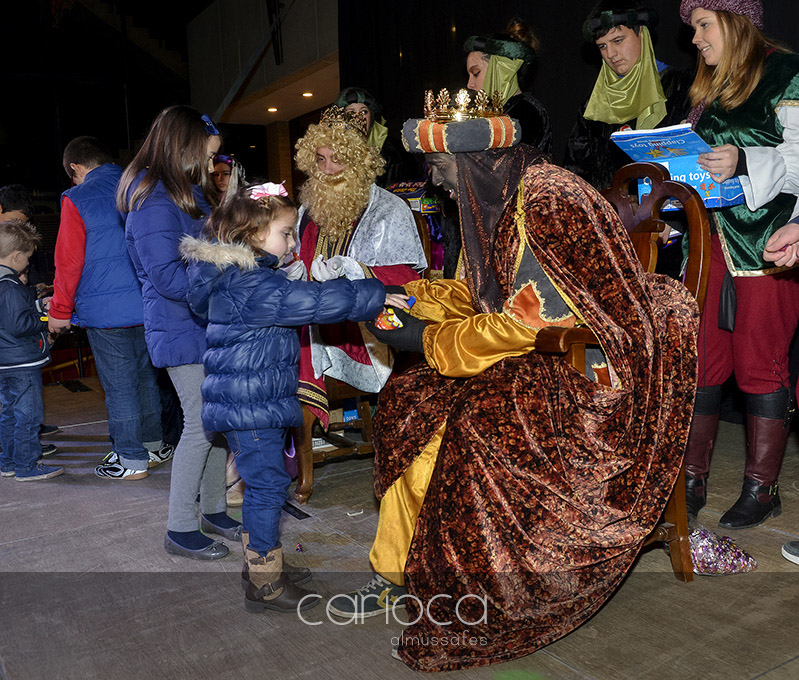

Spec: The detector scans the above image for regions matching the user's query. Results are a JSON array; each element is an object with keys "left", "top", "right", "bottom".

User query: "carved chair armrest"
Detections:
[{"left": 535, "top": 326, "right": 599, "bottom": 354}]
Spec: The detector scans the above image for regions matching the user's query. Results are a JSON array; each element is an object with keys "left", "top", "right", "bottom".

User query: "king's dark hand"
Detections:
[{"left": 366, "top": 308, "right": 428, "bottom": 354}]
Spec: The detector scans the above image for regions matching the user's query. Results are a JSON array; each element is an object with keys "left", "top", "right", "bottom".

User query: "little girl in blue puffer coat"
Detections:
[{"left": 181, "top": 183, "right": 409, "bottom": 615}]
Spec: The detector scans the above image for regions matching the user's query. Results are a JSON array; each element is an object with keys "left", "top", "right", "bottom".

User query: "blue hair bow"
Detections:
[{"left": 201, "top": 114, "right": 220, "bottom": 136}]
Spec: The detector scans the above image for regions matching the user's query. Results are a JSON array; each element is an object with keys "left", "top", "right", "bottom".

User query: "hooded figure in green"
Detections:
[
  {"left": 334, "top": 86, "right": 417, "bottom": 187},
  {"left": 564, "top": 1, "right": 693, "bottom": 191},
  {"left": 463, "top": 18, "right": 552, "bottom": 155}
]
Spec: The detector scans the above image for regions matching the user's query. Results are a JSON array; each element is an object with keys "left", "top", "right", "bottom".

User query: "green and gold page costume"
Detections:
[{"left": 696, "top": 51, "right": 799, "bottom": 275}]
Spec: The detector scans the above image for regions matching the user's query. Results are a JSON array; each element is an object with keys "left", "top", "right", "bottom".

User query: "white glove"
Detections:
[
  {"left": 282, "top": 258, "right": 307, "bottom": 281},
  {"left": 311, "top": 255, "right": 346, "bottom": 282},
  {"left": 325, "top": 255, "right": 346, "bottom": 278}
]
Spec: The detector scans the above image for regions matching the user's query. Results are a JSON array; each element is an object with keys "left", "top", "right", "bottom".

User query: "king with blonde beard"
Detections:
[
  {"left": 292, "top": 106, "right": 427, "bottom": 477},
  {"left": 296, "top": 114, "right": 382, "bottom": 240}
]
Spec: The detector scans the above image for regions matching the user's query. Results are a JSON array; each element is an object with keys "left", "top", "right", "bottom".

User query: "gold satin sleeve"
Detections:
[
  {"left": 422, "top": 311, "right": 540, "bottom": 378},
  {"left": 404, "top": 278, "right": 476, "bottom": 323}
]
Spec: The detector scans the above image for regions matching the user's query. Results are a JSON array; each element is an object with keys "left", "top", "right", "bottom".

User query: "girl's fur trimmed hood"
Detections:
[{"left": 179, "top": 235, "right": 259, "bottom": 271}]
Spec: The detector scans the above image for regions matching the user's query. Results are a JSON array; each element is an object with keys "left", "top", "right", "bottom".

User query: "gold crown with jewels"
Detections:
[
  {"left": 318, "top": 105, "right": 369, "bottom": 137},
  {"left": 423, "top": 88, "right": 504, "bottom": 123}
]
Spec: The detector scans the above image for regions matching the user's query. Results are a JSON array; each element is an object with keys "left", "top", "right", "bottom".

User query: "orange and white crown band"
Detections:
[{"left": 401, "top": 115, "right": 520, "bottom": 154}]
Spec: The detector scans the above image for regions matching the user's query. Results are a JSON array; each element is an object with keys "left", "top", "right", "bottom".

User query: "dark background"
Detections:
[
  {"left": 339, "top": 0, "right": 799, "bottom": 164},
  {"left": 3, "top": 0, "right": 799, "bottom": 203},
  {"left": 0, "top": 0, "right": 211, "bottom": 204}
]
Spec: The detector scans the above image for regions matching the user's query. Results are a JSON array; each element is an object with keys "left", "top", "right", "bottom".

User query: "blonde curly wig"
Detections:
[{"left": 295, "top": 122, "right": 385, "bottom": 239}]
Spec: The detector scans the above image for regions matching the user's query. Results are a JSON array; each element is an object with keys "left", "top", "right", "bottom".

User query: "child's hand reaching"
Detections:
[
  {"left": 764, "top": 222, "right": 799, "bottom": 268},
  {"left": 384, "top": 293, "right": 411, "bottom": 310}
]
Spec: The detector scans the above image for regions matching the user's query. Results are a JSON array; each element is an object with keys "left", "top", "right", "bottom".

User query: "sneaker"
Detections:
[
  {"left": 100, "top": 451, "right": 120, "bottom": 466},
  {"left": 782, "top": 541, "right": 799, "bottom": 566},
  {"left": 39, "top": 424, "right": 61, "bottom": 437},
  {"left": 327, "top": 574, "right": 406, "bottom": 619},
  {"left": 41, "top": 442, "right": 58, "bottom": 457},
  {"left": 16, "top": 463, "right": 64, "bottom": 482},
  {"left": 148, "top": 444, "right": 175, "bottom": 468},
  {"left": 94, "top": 461, "right": 148, "bottom": 480},
  {"left": 102, "top": 446, "right": 174, "bottom": 469},
  {"left": 1, "top": 469, "right": 15, "bottom": 478}
]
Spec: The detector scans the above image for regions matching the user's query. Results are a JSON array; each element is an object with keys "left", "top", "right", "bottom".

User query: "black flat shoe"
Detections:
[
  {"left": 200, "top": 514, "right": 243, "bottom": 541},
  {"left": 163, "top": 534, "right": 229, "bottom": 560}
]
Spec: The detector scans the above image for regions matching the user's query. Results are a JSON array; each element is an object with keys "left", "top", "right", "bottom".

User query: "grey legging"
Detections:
[{"left": 166, "top": 363, "right": 227, "bottom": 531}]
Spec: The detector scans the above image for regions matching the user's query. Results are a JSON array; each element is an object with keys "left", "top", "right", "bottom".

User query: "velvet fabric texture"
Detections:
[
  {"left": 401, "top": 116, "right": 520, "bottom": 155},
  {"left": 373, "top": 162, "right": 699, "bottom": 671},
  {"left": 693, "top": 52, "right": 799, "bottom": 273},
  {"left": 463, "top": 35, "right": 536, "bottom": 64},
  {"left": 582, "top": 1, "right": 659, "bottom": 42}
]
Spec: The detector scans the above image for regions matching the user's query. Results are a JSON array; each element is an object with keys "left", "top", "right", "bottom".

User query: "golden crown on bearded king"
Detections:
[{"left": 318, "top": 105, "right": 369, "bottom": 137}]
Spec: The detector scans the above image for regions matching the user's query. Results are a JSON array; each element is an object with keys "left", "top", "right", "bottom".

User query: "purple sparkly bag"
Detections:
[{"left": 689, "top": 526, "right": 757, "bottom": 575}]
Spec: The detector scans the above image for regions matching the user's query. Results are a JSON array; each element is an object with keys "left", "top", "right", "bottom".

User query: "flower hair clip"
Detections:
[{"left": 249, "top": 182, "right": 288, "bottom": 200}]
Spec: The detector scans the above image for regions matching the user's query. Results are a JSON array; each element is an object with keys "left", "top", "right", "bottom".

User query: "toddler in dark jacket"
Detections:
[
  {"left": 181, "top": 183, "right": 409, "bottom": 613},
  {"left": 0, "top": 220, "right": 62, "bottom": 481}
]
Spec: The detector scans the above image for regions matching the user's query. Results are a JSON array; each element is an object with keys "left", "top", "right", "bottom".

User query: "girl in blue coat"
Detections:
[
  {"left": 181, "top": 183, "right": 408, "bottom": 612},
  {"left": 118, "top": 106, "right": 236, "bottom": 561}
]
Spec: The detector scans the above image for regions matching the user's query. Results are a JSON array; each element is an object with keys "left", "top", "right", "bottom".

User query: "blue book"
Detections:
[
  {"left": 341, "top": 397, "right": 359, "bottom": 423},
  {"left": 611, "top": 123, "right": 745, "bottom": 210}
]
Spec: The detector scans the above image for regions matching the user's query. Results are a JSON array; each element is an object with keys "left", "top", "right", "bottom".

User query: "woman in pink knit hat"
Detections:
[{"left": 678, "top": 0, "right": 799, "bottom": 530}]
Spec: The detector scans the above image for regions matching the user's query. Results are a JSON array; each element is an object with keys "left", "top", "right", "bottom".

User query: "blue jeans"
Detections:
[
  {"left": 86, "top": 326, "right": 162, "bottom": 470},
  {"left": 227, "top": 428, "right": 291, "bottom": 555},
  {"left": 0, "top": 368, "right": 44, "bottom": 474}
]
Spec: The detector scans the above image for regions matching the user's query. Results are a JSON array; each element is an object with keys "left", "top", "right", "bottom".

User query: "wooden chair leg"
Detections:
[
  {"left": 357, "top": 395, "right": 373, "bottom": 444},
  {"left": 663, "top": 464, "right": 694, "bottom": 582},
  {"left": 293, "top": 405, "right": 316, "bottom": 505}
]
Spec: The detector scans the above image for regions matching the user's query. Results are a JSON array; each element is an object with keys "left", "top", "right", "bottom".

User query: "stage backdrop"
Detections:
[{"left": 338, "top": 0, "right": 799, "bottom": 165}]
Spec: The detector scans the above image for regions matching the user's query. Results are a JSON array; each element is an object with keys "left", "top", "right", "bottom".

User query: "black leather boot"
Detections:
[
  {"left": 718, "top": 477, "right": 781, "bottom": 529},
  {"left": 719, "top": 388, "right": 792, "bottom": 530},
  {"left": 685, "top": 472, "right": 709, "bottom": 518},
  {"left": 684, "top": 386, "right": 722, "bottom": 517}
]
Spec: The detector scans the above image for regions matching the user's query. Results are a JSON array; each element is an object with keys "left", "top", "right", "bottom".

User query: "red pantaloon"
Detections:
[{"left": 698, "top": 235, "right": 799, "bottom": 394}]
